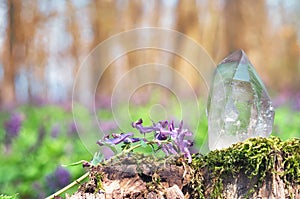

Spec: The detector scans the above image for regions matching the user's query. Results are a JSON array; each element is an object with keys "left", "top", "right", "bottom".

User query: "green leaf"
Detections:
[{"left": 140, "top": 139, "right": 148, "bottom": 148}]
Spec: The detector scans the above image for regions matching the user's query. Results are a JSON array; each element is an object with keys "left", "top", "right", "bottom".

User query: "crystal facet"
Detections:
[{"left": 207, "top": 50, "right": 275, "bottom": 150}]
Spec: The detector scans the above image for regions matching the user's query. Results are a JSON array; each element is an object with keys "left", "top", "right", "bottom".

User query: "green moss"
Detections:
[
  {"left": 190, "top": 136, "right": 300, "bottom": 198},
  {"left": 95, "top": 172, "right": 105, "bottom": 193}
]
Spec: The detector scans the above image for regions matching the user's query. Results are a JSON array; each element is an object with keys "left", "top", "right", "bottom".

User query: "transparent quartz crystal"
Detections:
[{"left": 207, "top": 50, "right": 275, "bottom": 150}]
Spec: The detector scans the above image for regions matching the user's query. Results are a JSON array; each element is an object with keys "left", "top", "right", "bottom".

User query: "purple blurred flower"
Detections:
[
  {"left": 292, "top": 93, "right": 300, "bottom": 111},
  {"left": 32, "top": 182, "right": 46, "bottom": 199},
  {"left": 55, "top": 167, "right": 71, "bottom": 185},
  {"left": 32, "top": 96, "right": 47, "bottom": 106},
  {"left": 96, "top": 95, "right": 111, "bottom": 109},
  {"left": 273, "top": 92, "right": 289, "bottom": 108},
  {"left": 51, "top": 124, "right": 60, "bottom": 138},
  {"left": 4, "top": 112, "right": 23, "bottom": 139},
  {"left": 46, "top": 166, "right": 71, "bottom": 193},
  {"left": 273, "top": 91, "right": 300, "bottom": 110},
  {"left": 100, "top": 120, "right": 118, "bottom": 132},
  {"left": 68, "top": 121, "right": 78, "bottom": 136}
]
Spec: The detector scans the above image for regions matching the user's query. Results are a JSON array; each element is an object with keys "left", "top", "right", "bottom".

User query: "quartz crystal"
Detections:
[{"left": 207, "top": 50, "right": 275, "bottom": 150}]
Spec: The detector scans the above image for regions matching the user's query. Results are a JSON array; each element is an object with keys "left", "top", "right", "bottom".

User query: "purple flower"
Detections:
[
  {"left": 161, "top": 143, "right": 178, "bottom": 156},
  {"left": 182, "top": 140, "right": 194, "bottom": 163},
  {"left": 4, "top": 112, "right": 23, "bottom": 139},
  {"left": 123, "top": 137, "right": 142, "bottom": 144},
  {"left": 97, "top": 119, "right": 194, "bottom": 163},
  {"left": 97, "top": 133, "right": 134, "bottom": 145},
  {"left": 156, "top": 120, "right": 193, "bottom": 163},
  {"left": 46, "top": 166, "right": 71, "bottom": 193},
  {"left": 159, "top": 120, "right": 169, "bottom": 128},
  {"left": 131, "top": 119, "right": 169, "bottom": 135},
  {"left": 155, "top": 128, "right": 172, "bottom": 140},
  {"left": 132, "top": 119, "right": 157, "bottom": 135}
]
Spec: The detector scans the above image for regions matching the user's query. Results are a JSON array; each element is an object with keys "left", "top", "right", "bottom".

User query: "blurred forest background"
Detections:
[
  {"left": 0, "top": 0, "right": 300, "bottom": 108},
  {"left": 0, "top": 0, "right": 300, "bottom": 198}
]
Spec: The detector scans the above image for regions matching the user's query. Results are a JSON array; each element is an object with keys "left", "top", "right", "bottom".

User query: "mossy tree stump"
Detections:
[{"left": 67, "top": 137, "right": 299, "bottom": 199}]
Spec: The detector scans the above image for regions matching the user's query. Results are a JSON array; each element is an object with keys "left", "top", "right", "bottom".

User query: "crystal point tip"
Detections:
[{"left": 220, "top": 49, "right": 246, "bottom": 64}]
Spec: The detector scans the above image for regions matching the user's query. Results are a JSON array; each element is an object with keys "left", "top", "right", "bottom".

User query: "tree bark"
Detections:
[
  {"left": 67, "top": 137, "right": 300, "bottom": 199},
  {"left": 0, "top": 0, "right": 17, "bottom": 108},
  {"left": 67, "top": 160, "right": 299, "bottom": 199}
]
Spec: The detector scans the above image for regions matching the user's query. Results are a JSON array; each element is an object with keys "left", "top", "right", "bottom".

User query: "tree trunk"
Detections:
[
  {"left": 67, "top": 137, "right": 299, "bottom": 199},
  {"left": 0, "top": 0, "right": 17, "bottom": 108}
]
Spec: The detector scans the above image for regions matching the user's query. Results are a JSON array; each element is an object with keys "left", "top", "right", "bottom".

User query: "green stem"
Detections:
[
  {"left": 45, "top": 172, "right": 89, "bottom": 199},
  {"left": 103, "top": 139, "right": 169, "bottom": 164}
]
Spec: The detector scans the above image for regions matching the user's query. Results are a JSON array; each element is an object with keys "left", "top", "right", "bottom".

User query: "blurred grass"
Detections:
[
  {"left": 0, "top": 105, "right": 91, "bottom": 198},
  {"left": 272, "top": 105, "right": 300, "bottom": 139},
  {"left": 0, "top": 101, "right": 299, "bottom": 198}
]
